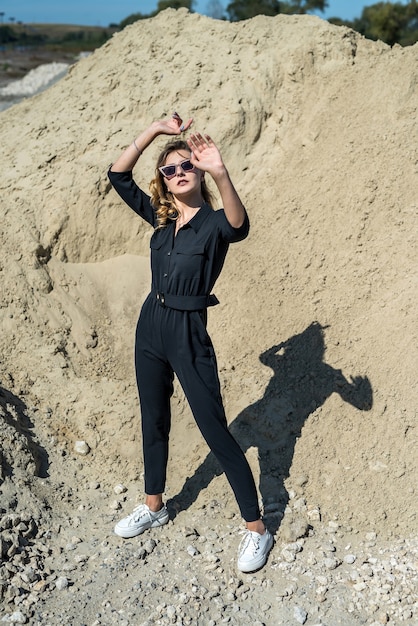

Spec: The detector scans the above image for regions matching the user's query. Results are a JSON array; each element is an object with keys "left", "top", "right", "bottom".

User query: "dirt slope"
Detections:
[{"left": 0, "top": 8, "right": 417, "bottom": 558}]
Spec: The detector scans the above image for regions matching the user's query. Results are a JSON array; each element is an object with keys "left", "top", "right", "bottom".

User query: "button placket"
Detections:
[{"left": 163, "top": 247, "right": 173, "bottom": 287}]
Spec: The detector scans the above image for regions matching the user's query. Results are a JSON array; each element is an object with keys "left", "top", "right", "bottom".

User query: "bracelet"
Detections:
[{"left": 132, "top": 139, "right": 142, "bottom": 154}]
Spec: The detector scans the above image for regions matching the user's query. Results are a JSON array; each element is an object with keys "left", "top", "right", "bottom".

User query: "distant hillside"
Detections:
[{"left": 0, "top": 23, "right": 117, "bottom": 84}]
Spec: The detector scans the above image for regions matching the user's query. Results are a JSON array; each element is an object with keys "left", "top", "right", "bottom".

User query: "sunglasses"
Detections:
[{"left": 159, "top": 159, "right": 195, "bottom": 180}]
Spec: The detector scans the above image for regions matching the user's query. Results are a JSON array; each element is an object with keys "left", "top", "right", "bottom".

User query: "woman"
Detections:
[{"left": 108, "top": 112, "right": 273, "bottom": 573}]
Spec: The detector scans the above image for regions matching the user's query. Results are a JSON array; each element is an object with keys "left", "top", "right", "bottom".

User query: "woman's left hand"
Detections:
[
  {"left": 187, "top": 133, "right": 225, "bottom": 178},
  {"left": 188, "top": 132, "right": 246, "bottom": 228}
]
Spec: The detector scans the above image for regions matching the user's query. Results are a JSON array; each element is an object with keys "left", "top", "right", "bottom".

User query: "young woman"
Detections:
[{"left": 108, "top": 112, "right": 273, "bottom": 572}]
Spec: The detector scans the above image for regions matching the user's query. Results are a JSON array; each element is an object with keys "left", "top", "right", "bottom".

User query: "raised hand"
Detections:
[
  {"left": 157, "top": 112, "right": 193, "bottom": 136},
  {"left": 110, "top": 113, "right": 193, "bottom": 172},
  {"left": 187, "top": 132, "right": 246, "bottom": 228},
  {"left": 187, "top": 133, "right": 225, "bottom": 177}
]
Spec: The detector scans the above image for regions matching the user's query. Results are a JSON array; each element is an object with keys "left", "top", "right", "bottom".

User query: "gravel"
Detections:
[{"left": 1, "top": 492, "right": 416, "bottom": 625}]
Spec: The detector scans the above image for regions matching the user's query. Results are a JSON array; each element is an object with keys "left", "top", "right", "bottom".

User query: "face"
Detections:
[{"left": 160, "top": 150, "right": 203, "bottom": 197}]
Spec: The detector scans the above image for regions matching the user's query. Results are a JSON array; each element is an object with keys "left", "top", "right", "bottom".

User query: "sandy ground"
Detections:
[{"left": 0, "top": 8, "right": 417, "bottom": 625}]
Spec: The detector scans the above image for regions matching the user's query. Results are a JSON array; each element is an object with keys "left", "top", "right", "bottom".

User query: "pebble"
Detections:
[
  {"left": 0, "top": 503, "right": 417, "bottom": 626},
  {"left": 143, "top": 539, "right": 157, "bottom": 554},
  {"left": 307, "top": 506, "right": 321, "bottom": 521},
  {"left": 73, "top": 440, "right": 90, "bottom": 455},
  {"left": 1, "top": 612, "right": 27, "bottom": 624},
  {"left": 55, "top": 576, "right": 69, "bottom": 590},
  {"left": 323, "top": 556, "right": 340, "bottom": 570},
  {"left": 294, "top": 606, "right": 308, "bottom": 624},
  {"left": 187, "top": 545, "right": 200, "bottom": 557},
  {"left": 344, "top": 554, "right": 356, "bottom": 564}
]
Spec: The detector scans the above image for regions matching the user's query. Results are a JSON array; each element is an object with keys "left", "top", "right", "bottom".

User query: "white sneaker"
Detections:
[
  {"left": 114, "top": 504, "right": 169, "bottom": 538},
  {"left": 237, "top": 529, "right": 273, "bottom": 572}
]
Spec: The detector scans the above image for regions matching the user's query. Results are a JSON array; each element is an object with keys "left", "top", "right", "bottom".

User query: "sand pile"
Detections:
[{"left": 0, "top": 7, "right": 417, "bottom": 553}]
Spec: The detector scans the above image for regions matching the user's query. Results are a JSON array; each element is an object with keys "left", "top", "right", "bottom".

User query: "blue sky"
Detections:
[{"left": 0, "top": 1, "right": 409, "bottom": 27}]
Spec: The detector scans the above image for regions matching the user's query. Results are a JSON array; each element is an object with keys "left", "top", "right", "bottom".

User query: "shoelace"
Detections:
[
  {"left": 129, "top": 504, "right": 152, "bottom": 523},
  {"left": 238, "top": 530, "right": 261, "bottom": 557}
]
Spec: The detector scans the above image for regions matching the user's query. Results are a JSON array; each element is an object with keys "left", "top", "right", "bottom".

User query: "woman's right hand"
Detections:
[
  {"left": 154, "top": 112, "right": 193, "bottom": 136},
  {"left": 110, "top": 113, "right": 193, "bottom": 173}
]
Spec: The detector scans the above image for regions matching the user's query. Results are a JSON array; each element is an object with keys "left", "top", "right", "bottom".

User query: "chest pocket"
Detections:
[
  {"left": 174, "top": 245, "right": 206, "bottom": 279},
  {"left": 150, "top": 229, "right": 166, "bottom": 250},
  {"left": 149, "top": 235, "right": 164, "bottom": 275},
  {"left": 150, "top": 239, "right": 162, "bottom": 251}
]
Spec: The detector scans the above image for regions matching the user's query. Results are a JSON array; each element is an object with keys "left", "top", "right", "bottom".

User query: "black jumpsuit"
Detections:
[{"left": 108, "top": 170, "right": 260, "bottom": 522}]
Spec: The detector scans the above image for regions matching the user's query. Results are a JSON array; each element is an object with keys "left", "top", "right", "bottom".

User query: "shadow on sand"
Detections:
[
  {"left": 0, "top": 385, "right": 49, "bottom": 481},
  {"left": 168, "top": 322, "right": 373, "bottom": 533}
]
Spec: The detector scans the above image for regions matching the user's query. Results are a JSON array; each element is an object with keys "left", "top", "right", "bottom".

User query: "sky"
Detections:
[{"left": 0, "top": 1, "right": 410, "bottom": 27}]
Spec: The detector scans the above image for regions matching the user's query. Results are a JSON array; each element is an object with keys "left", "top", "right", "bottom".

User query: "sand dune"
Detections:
[{"left": 1, "top": 8, "right": 416, "bottom": 545}]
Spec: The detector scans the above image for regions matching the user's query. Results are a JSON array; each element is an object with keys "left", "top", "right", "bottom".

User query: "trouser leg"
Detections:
[
  {"left": 171, "top": 314, "right": 260, "bottom": 522},
  {"left": 135, "top": 313, "right": 174, "bottom": 496}
]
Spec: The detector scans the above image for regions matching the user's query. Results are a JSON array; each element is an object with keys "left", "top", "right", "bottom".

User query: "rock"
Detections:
[
  {"left": 187, "top": 545, "right": 200, "bottom": 557},
  {"left": 282, "top": 548, "right": 297, "bottom": 562},
  {"left": 74, "top": 441, "right": 90, "bottom": 455},
  {"left": 344, "top": 554, "right": 356, "bottom": 564},
  {"left": 294, "top": 606, "right": 308, "bottom": 624},
  {"left": 280, "top": 513, "right": 309, "bottom": 542},
  {"left": 1, "top": 611, "right": 27, "bottom": 624},
  {"left": 366, "top": 532, "right": 377, "bottom": 541},
  {"left": 55, "top": 576, "right": 69, "bottom": 590},
  {"left": 144, "top": 539, "right": 157, "bottom": 554},
  {"left": 307, "top": 506, "right": 321, "bottom": 522},
  {"left": 323, "top": 557, "right": 340, "bottom": 570},
  {"left": 113, "top": 483, "right": 127, "bottom": 495}
]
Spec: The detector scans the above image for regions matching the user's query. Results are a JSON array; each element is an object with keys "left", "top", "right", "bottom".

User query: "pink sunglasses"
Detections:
[{"left": 159, "top": 159, "right": 195, "bottom": 180}]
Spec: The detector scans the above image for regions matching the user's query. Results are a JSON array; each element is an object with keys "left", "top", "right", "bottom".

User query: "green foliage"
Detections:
[
  {"left": 278, "top": 0, "right": 328, "bottom": 14},
  {"left": 226, "top": 0, "right": 328, "bottom": 21},
  {"left": 0, "top": 24, "right": 46, "bottom": 45},
  {"left": 156, "top": 0, "right": 194, "bottom": 10},
  {"left": 62, "top": 30, "right": 109, "bottom": 45},
  {"left": 352, "top": 0, "right": 418, "bottom": 46},
  {"left": 0, "top": 25, "right": 18, "bottom": 44},
  {"left": 0, "top": 24, "right": 113, "bottom": 53},
  {"left": 227, "top": 0, "right": 281, "bottom": 21},
  {"left": 223, "top": 0, "right": 417, "bottom": 45},
  {"left": 119, "top": 1, "right": 195, "bottom": 29},
  {"left": 119, "top": 13, "right": 151, "bottom": 28}
]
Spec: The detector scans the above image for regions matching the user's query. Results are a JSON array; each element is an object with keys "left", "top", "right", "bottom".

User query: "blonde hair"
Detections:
[{"left": 149, "top": 140, "right": 214, "bottom": 229}]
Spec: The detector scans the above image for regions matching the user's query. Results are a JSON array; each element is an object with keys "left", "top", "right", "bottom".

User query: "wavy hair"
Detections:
[{"left": 149, "top": 140, "right": 214, "bottom": 229}]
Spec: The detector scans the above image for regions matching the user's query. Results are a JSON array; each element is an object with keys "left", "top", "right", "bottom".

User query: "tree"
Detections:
[
  {"left": 119, "top": 0, "right": 195, "bottom": 28},
  {"left": 119, "top": 13, "right": 150, "bottom": 28},
  {"left": 156, "top": 0, "right": 195, "bottom": 10},
  {"left": 279, "top": 0, "right": 328, "bottom": 14},
  {"left": 226, "top": 0, "right": 328, "bottom": 21},
  {"left": 0, "top": 24, "right": 17, "bottom": 44},
  {"left": 352, "top": 1, "right": 418, "bottom": 46},
  {"left": 227, "top": 0, "right": 281, "bottom": 21}
]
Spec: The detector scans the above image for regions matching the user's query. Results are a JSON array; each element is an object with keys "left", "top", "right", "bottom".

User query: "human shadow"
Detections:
[
  {"left": 168, "top": 322, "right": 373, "bottom": 533},
  {"left": 0, "top": 385, "right": 49, "bottom": 481}
]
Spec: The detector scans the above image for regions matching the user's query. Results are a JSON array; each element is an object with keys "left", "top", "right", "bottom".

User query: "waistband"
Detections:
[{"left": 151, "top": 289, "right": 219, "bottom": 311}]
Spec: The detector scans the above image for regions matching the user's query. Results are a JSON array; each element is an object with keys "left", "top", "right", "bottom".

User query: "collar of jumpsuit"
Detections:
[{"left": 174, "top": 203, "right": 212, "bottom": 234}]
